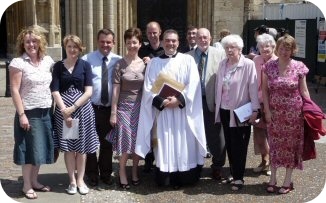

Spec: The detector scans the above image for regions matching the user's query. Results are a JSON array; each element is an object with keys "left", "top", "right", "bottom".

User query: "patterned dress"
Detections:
[
  {"left": 106, "top": 59, "right": 145, "bottom": 155},
  {"left": 263, "top": 59, "right": 308, "bottom": 169},
  {"left": 51, "top": 59, "right": 99, "bottom": 154}
]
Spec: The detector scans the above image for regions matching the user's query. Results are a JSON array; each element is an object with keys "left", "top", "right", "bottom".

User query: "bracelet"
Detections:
[
  {"left": 111, "top": 112, "right": 116, "bottom": 115},
  {"left": 19, "top": 112, "right": 25, "bottom": 117}
]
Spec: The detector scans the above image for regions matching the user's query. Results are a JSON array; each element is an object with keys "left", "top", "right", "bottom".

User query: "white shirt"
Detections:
[{"left": 9, "top": 54, "right": 54, "bottom": 110}]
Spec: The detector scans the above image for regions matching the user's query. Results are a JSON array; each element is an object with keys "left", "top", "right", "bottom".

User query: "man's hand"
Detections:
[
  {"left": 142, "top": 56, "right": 151, "bottom": 64},
  {"left": 164, "top": 96, "right": 180, "bottom": 108}
]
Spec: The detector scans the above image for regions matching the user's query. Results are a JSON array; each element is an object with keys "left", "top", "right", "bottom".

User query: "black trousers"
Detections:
[
  {"left": 85, "top": 105, "right": 113, "bottom": 180},
  {"left": 220, "top": 108, "right": 250, "bottom": 181},
  {"left": 202, "top": 97, "right": 225, "bottom": 170}
]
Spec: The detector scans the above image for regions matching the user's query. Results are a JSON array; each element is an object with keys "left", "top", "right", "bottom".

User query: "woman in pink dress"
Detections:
[{"left": 262, "top": 34, "right": 310, "bottom": 194}]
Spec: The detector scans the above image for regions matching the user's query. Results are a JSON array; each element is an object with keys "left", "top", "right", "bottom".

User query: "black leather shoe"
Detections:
[
  {"left": 101, "top": 177, "right": 113, "bottom": 185},
  {"left": 205, "top": 152, "right": 212, "bottom": 158},
  {"left": 88, "top": 177, "right": 98, "bottom": 187},
  {"left": 212, "top": 169, "right": 222, "bottom": 180},
  {"left": 143, "top": 163, "right": 153, "bottom": 173}
]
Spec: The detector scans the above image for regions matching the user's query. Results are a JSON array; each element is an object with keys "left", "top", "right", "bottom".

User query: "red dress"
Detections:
[{"left": 263, "top": 59, "right": 308, "bottom": 170}]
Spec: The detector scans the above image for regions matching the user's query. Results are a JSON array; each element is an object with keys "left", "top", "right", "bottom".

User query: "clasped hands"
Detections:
[
  {"left": 163, "top": 96, "right": 181, "bottom": 108},
  {"left": 61, "top": 106, "right": 75, "bottom": 128}
]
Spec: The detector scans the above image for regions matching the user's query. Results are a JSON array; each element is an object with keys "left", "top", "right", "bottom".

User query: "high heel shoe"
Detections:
[
  {"left": 119, "top": 178, "right": 130, "bottom": 190},
  {"left": 131, "top": 179, "right": 141, "bottom": 186},
  {"left": 278, "top": 182, "right": 294, "bottom": 194}
]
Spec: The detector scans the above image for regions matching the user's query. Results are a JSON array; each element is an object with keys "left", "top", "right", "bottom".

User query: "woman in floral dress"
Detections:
[{"left": 262, "top": 34, "right": 310, "bottom": 194}]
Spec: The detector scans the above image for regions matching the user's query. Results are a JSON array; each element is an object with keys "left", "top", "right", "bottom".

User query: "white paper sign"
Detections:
[
  {"left": 62, "top": 119, "right": 79, "bottom": 139},
  {"left": 295, "top": 20, "right": 306, "bottom": 58}
]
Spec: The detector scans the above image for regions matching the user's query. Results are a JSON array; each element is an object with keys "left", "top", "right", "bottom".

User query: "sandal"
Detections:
[
  {"left": 278, "top": 182, "right": 294, "bottom": 194},
  {"left": 231, "top": 180, "right": 244, "bottom": 191},
  {"left": 266, "top": 182, "right": 277, "bottom": 193},
  {"left": 119, "top": 178, "right": 130, "bottom": 190},
  {"left": 22, "top": 189, "right": 38, "bottom": 199},
  {"left": 131, "top": 179, "right": 141, "bottom": 186},
  {"left": 33, "top": 185, "right": 51, "bottom": 192}
]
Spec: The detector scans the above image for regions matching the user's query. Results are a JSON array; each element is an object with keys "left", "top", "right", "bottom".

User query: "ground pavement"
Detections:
[{"left": 0, "top": 68, "right": 325, "bottom": 203}]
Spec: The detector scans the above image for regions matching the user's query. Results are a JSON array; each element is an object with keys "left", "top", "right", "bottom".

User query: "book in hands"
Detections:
[
  {"left": 158, "top": 82, "right": 182, "bottom": 98},
  {"left": 151, "top": 72, "right": 185, "bottom": 94},
  {"left": 233, "top": 102, "right": 253, "bottom": 123}
]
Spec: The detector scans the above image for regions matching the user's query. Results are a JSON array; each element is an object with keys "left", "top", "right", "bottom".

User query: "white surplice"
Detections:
[{"left": 135, "top": 53, "right": 207, "bottom": 173}]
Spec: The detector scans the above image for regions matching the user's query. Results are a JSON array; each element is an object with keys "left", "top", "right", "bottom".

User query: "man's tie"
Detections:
[
  {"left": 101, "top": 56, "right": 109, "bottom": 105},
  {"left": 198, "top": 52, "right": 206, "bottom": 80}
]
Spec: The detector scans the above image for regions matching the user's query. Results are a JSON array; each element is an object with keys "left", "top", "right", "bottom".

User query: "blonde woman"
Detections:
[
  {"left": 50, "top": 35, "right": 99, "bottom": 195},
  {"left": 10, "top": 27, "right": 55, "bottom": 199}
]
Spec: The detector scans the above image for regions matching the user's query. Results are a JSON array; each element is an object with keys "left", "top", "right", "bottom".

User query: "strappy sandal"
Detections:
[
  {"left": 278, "top": 182, "right": 294, "bottom": 194},
  {"left": 266, "top": 182, "right": 277, "bottom": 193}
]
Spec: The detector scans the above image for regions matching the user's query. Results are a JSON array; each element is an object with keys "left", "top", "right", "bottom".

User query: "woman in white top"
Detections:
[{"left": 9, "top": 27, "right": 55, "bottom": 199}]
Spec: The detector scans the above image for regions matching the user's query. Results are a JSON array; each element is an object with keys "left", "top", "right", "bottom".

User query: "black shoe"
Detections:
[
  {"left": 101, "top": 177, "right": 113, "bottom": 185},
  {"left": 88, "top": 177, "right": 99, "bottom": 187},
  {"left": 173, "top": 184, "right": 181, "bottom": 190},
  {"left": 143, "top": 163, "right": 152, "bottom": 173},
  {"left": 131, "top": 179, "right": 141, "bottom": 186},
  {"left": 119, "top": 178, "right": 130, "bottom": 190},
  {"left": 212, "top": 169, "right": 222, "bottom": 180},
  {"left": 205, "top": 152, "right": 212, "bottom": 158}
]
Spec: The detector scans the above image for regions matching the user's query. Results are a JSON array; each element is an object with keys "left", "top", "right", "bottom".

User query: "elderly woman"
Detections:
[
  {"left": 252, "top": 34, "right": 278, "bottom": 175},
  {"left": 215, "top": 34, "right": 260, "bottom": 191},
  {"left": 9, "top": 27, "right": 55, "bottom": 199},
  {"left": 51, "top": 35, "right": 99, "bottom": 195},
  {"left": 262, "top": 34, "right": 310, "bottom": 194}
]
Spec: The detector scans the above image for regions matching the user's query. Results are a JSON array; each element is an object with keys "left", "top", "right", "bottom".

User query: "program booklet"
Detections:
[
  {"left": 233, "top": 102, "right": 253, "bottom": 123},
  {"left": 62, "top": 119, "right": 79, "bottom": 139}
]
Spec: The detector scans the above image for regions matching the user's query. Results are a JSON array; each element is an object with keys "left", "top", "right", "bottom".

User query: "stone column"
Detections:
[
  {"left": 77, "top": 0, "right": 83, "bottom": 38},
  {"left": 48, "top": 0, "right": 55, "bottom": 47},
  {"left": 70, "top": 0, "right": 77, "bottom": 34},
  {"left": 65, "top": 0, "right": 70, "bottom": 34},
  {"left": 32, "top": 0, "right": 37, "bottom": 24},
  {"left": 97, "top": 0, "right": 103, "bottom": 31},
  {"left": 86, "top": 0, "right": 93, "bottom": 52}
]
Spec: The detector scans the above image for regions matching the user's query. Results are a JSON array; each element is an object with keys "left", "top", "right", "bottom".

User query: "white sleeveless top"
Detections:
[{"left": 9, "top": 53, "right": 54, "bottom": 110}]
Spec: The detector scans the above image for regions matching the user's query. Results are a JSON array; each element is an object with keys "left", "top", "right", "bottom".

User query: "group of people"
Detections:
[{"left": 9, "top": 20, "right": 313, "bottom": 199}]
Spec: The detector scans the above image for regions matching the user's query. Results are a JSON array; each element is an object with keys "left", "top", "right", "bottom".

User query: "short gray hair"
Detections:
[
  {"left": 256, "top": 33, "right": 276, "bottom": 47},
  {"left": 221, "top": 34, "right": 244, "bottom": 50}
]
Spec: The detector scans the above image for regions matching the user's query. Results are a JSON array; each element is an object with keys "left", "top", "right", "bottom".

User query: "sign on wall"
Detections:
[
  {"left": 295, "top": 20, "right": 307, "bottom": 58},
  {"left": 317, "top": 19, "right": 326, "bottom": 63}
]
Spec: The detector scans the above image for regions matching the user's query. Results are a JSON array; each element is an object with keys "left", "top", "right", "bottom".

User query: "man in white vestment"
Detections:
[{"left": 135, "top": 29, "right": 207, "bottom": 189}]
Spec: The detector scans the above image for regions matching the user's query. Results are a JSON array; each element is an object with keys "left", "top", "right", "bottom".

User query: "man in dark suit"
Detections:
[
  {"left": 179, "top": 25, "right": 198, "bottom": 53},
  {"left": 187, "top": 28, "right": 226, "bottom": 180}
]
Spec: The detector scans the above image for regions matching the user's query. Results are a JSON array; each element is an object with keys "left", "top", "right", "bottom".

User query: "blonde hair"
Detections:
[
  {"left": 16, "top": 26, "right": 47, "bottom": 58},
  {"left": 275, "top": 34, "right": 298, "bottom": 56},
  {"left": 63, "top": 34, "right": 85, "bottom": 53}
]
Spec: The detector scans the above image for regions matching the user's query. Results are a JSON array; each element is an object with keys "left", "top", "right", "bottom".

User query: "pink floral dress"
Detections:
[{"left": 263, "top": 59, "right": 308, "bottom": 169}]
